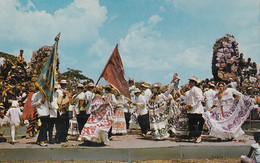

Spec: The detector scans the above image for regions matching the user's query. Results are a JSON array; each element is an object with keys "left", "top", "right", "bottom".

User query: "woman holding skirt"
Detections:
[
  {"left": 78, "top": 85, "right": 114, "bottom": 145},
  {"left": 203, "top": 82, "right": 255, "bottom": 140}
]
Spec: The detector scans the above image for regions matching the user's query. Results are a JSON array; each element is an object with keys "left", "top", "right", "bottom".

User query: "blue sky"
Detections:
[{"left": 0, "top": 0, "right": 259, "bottom": 86}]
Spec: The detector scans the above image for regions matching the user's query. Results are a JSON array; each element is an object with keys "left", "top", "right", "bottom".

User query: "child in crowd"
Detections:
[
  {"left": 241, "top": 132, "right": 260, "bottom": 163},
  {"left": 6, "top": 100, "right": 23, "bottom": 144}
]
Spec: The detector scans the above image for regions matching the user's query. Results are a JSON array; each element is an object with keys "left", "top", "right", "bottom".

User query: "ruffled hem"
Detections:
[
  {"left": 78, "top": 130, "right": 109, "bottom": 143},
  {"left": 112, "top": 130, "right": 127, "bottom": 134},
  {"left": 209, "top": 127, "right": 244, "bottom": 139}
]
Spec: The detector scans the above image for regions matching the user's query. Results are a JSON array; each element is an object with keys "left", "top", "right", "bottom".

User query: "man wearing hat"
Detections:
[
  {"left": 48, "top": 82, "right": 61, "bottom": 144},
  {"left": 184, "top": 76, "right": 204, "bottom": 143},
  {"left": 84, "top": 83, "right": 95, "bottom": 121},
  {"left": 141, "top": 82, "right": 152, "bottom": 104},
  {"left": 55, "top": 79, "right": 70, "bottom": 143},
  {"left": 73, "top": 83, "right": 87, "bottom": 134},
  {"left": 31, "top": 87, "right": 50, "bottom": 146},
  {"left": 132, "top": 88, "right": 149, "bottom": 136},
  {"left": 203, "top": 83, "right": 217, "bottom": 112}
]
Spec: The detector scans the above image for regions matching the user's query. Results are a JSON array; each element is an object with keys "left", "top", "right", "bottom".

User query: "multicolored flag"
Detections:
[
  {"left": 35, "top": 33, "right": 60, "bottom": 102},
  {"left": 97, "top": 44, "right": 131, "bottom": 99}
]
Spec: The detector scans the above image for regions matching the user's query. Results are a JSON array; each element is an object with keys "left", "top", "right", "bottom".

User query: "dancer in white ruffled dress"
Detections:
[{"left": 203, "top": 82, "right": 255, "bottom": 140}]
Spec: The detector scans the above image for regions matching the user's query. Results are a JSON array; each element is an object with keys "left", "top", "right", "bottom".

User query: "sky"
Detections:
[{"left": 0, "top": 0, "right": 259, "bottom": 86}]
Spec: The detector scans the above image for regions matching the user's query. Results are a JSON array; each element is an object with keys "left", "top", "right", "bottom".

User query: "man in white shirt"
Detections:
[
  {"left": 133, "top": 88, "right": 149, "bottom": 136},
  {"left": 48, "top": 86, "right": 59, "bottom": 144},
  {"left": 31, "top": 88, "right": 50, "bottom": 146},
  {"left": 85, "top": 83, "right": 95, "bottom": 120},
  {"left": 73, "top": 83, "right": 87, "bottom": 134},
  {"left": 141, "top": 82, "right": 152, "bottom": 104},
  {"left": 57, "top": 80, "right": 70, "bottom": 142},
  {"left": 184, "top": 76, "right": 204, "bottom": 143},
  {"left": 203, "top": 83, "right": 217, "bottom": 111}
]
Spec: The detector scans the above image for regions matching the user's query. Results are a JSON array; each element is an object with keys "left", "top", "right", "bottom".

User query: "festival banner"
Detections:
[
  {"left": 97, "top": 44, "right": 131, "bottom": 99},
  {"left": 35, "top": 33, "right": 60, "bottom": 102}
]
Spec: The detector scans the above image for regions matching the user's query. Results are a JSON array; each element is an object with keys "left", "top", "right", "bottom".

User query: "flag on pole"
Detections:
[
  {"left": 35, "top": 33, "right": 60, "bottom": 102},
  {"left": 97, "top": 44, "right": 131, "bottom": 99}
]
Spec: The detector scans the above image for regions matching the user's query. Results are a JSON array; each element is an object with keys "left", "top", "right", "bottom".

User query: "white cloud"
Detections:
[
  {"left": 0, "top": 0, "right": 107, "bottom": 47},
  {"left": 148, "top": 14, "right": 163, "bottom": 26},
  {"left": 174, "top": 46, "right": 211, "bottom": 70},
  {"left": 119, "top": 15, "right": 210, "bottom": 73}
]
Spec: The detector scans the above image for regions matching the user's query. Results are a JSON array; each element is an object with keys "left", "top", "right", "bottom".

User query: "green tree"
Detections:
[{"left": 59, "top": 68, "right": 94, "bottom": 83}]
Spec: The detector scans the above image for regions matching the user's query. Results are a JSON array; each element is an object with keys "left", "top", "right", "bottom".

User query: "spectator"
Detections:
[
  {"left": 6, "top": 100, "right": 23, "bottom": 145},
  {"left": 240, "top": 132, "right": 260, "bottom": 163}
]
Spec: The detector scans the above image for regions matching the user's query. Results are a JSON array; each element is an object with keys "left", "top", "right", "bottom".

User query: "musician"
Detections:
[
  {"left": 56, "top": 80, "right": 70, "bottom": 142},
  {"left": 74, "top": 83, "right": 87, "bottom": 134}
]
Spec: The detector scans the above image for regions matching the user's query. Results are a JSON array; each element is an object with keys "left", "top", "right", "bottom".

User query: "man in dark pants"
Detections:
[
  {"left": 133, "top": 88, "right": 149, "bottom": 136},
  {"left": 31, "top": 89, "right": 49, "bottom": 146},
  {"left": 184, "top": 76, "right": 204, "bottom": 143},
  {"left": 74, "top": 83, "right": 87, "bottom": 134}
]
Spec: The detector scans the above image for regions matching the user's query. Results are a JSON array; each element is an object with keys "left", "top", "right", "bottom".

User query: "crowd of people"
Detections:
[{"left": 0, "top": 70, "right": 259, "bottom": 147}]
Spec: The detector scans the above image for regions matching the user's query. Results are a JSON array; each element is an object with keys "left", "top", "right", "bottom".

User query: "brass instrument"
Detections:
[{"left": 57, "top": 91, "right": 70, "bottom": 111}]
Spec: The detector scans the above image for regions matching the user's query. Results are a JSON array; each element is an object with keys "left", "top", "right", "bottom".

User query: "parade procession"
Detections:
[{"left": 0, "top": 32, "right": 259, "bottom": 150}]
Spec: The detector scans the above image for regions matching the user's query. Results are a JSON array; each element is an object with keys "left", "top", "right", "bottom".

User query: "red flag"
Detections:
[{"left": 97, "top": 44, "right": 131, "bottom": 99}]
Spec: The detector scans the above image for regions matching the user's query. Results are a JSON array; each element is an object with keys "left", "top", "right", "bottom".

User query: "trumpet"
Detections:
[{"left": 57, "top": 92, "right": 70, "bottom": 110}]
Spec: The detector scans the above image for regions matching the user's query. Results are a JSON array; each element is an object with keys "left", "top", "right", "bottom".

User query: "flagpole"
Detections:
[{"left": 96, "top": 44, "right": 118, "bottom": 85}]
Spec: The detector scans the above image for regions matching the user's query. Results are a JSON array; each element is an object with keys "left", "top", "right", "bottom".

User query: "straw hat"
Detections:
[
  {"left": 60, "top": 80, "right": 68, "bottom": 84},
  {"left": 134, "top": 88, "right": 141, "bottom": 94},
  {"left": 189, "top": 76, "right": 200, "bottom": 84},
  {"left": 141, "top": 82, "right": 150, "bottom": 88},
  {"left": 152, "top": 84, "right": 160, "bottom": 88},
  {"left": 54, "top": 81, "right": 61, "bottom": 89},
  {"left": 104, "top": 85, "right": 112, "bottom": 90},
  {"left": 77, "top": 83, "right": 84, "bottom": 88},
  {"left": 86, "top": 83, "right": 95, "bottom": 88}
]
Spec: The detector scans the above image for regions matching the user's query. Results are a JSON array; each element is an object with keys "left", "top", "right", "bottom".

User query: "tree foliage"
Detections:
[{"left": 59, "top": 68, "right": 94, "bottom": 83}]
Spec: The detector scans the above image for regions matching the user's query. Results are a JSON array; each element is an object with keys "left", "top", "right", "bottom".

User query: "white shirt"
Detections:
[
  {"left": 135, "top": 94, "right": 147, "bottom": 116},
  {"left": 73, "top": 92, "right": 86, "bottom": 115},
  {"left": 144, "top": 88, "right": 152, "bottom": 103},
  {"left": 6, "top": 107, "right": 22, "bottom": 125},
  {"left": 186, "top": 86, "right": 204, "bottom": 114},
  {"left": 85, "top": 91, "right": 95, "bottom": 114},
  {"left": 251, "top": 143, "right": 260, "bottom": 162},
  {"left": 49, "top": 92, "right": 59, "bottom": 118},
  {"left": 0, "top": 57, "right": 6, "bottom": 67},
  {"left": 31, "top": 91, "right": 50, "bottom": 117},
  {"left": 204, "top": 89, "right": 217, "bottom": 110}
]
